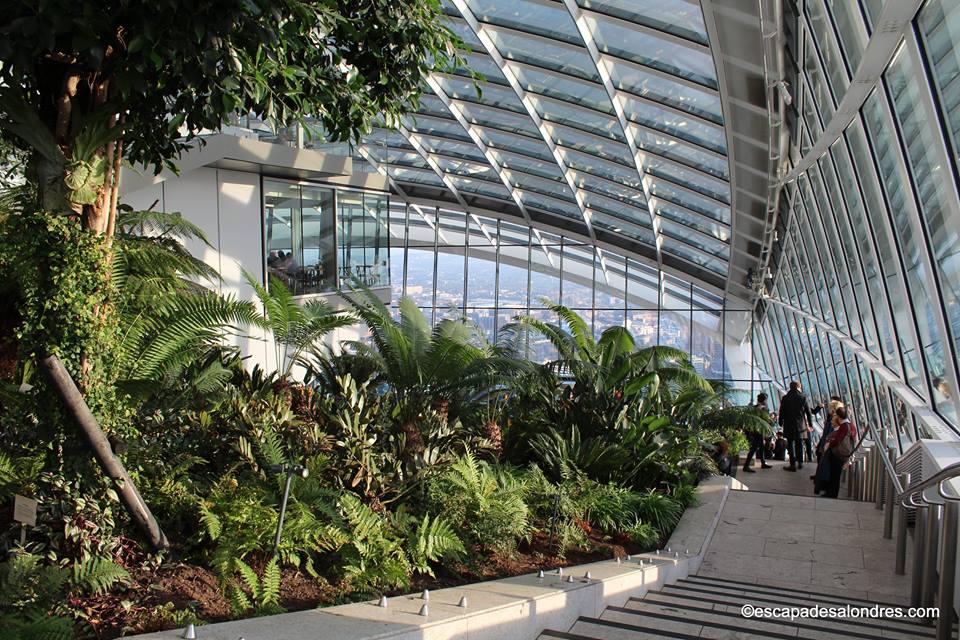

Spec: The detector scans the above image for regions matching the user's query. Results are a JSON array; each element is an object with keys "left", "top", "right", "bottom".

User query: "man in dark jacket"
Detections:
[{"left": 778, "top": 381, "right": 813, "bottom": 471}]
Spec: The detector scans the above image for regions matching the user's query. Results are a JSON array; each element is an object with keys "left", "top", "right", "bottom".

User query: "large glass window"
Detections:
[
  {"left": 265, "top": 181, "right": 336, "bottom": 295},
  {"left": 864, "top": 88, "right": 950, "bottom": 413},
  {"left": 338, "top": 191, "right": 390, "bottom": 288}
]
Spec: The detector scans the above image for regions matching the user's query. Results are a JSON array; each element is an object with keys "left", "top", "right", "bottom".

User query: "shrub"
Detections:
[
  {"left": 0, "top": 552, "right": 129, "bottom": 640},
  {"left": 427, "top": 454, "right": 531, "bottom": 554}
]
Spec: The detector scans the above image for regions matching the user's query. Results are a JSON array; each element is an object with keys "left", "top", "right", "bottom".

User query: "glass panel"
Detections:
[
  {"left": 885, "top": 44, "right": 960, "bottom": 425},
  {"left": 626, "top": 259, "right": 659, "bottom": 307},
  {"left": 645, "top": 157, "right": 729, "bottom": 204},
  {"left": 607, "top": 58, "right": 722, "bottom": 124},
  {"left": 527, "top": 309, "right": 559, "bottom": 362},
  {"left": 513, "top": 65, "right": 612, "bottom": 113},
  {"left": 649, "top": 179, "right": 730, "bottom": 223},
  {"left": 562, "top": 245, "right": 595, "bottom": 308},
  {"left": 586, "top": 13, "right": 717, "bottom": 88},
  {"left": 920, "top": 0, "right": 960, "bottom": 168},
  {"left": 531, "top": 95, "right": 622, "bottom": 140},
  {"left": 299, "top": 185, "right": 337, "bottom": 293},
  {"left": 499, "top": 245, "right": 530, "bottom": 307},
  {"left": 579, "top": 0, "right": 708, "bottom": 45},
  {"left": 626, "top": 310, "right": 658, "bottom": 347},
  {"left": 825, "top": 0, "right": 867, "bottom": 72},
  {"left": 405, "top": 247, "right": 435, "bottom": 307},
  {"left": 633, "top": 128, "right": 730, "bottom": 180},
  {"left": 659, "top": 309, "right": 691, "bottom": 352},
  {"left": 530, "top": 245, "right": 560, "bottom": 306},
  {"left": 466, "top": 0, "right": 580, "bottom": 41},
  {"left": 466, "top": 246, "right": 497, "bottom": 307},
  {"left": 661, "top": 239, "right": 727, "bottom": 274},
  {"left": 846, "top": 120, "right": 917, "bottom": 379},
  {"left": 659, "top": 219, "right": 729, "bottom": 258},
  {"left": 657, "top": 203, "right": 730, "bottom": 241},
  {"left": 595, "top": 255, "right": 626, "bottom": 308},
  {"left": 863, "top": 91, "right": 939, "bottom": 398},
  {"left": 435, "top": 247, "right": 465, "bottom": 310},
  {"left": 621, "top": 95, "right": 727, "bottom": 154},
  {"left": 692, "top": 309, "right": 724, "bottom": 378},
  {"left": 807, "top": 0, "right": 850, "bottom": 95},
  {"left": 466, "top": 308, "right": 496, "bottom": 342},
  {"left": 265, "top": 181, "right": 298, "bottom": 284},
  {"left": 487, "top": 28, "right": 599, "bottom": 80}
]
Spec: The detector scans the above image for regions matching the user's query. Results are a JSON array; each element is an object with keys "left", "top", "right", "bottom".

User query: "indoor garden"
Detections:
[{"left": 0, "top": 2, "right": 765, "bottom": 638}]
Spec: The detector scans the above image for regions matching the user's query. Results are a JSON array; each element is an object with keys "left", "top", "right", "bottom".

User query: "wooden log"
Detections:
[{"left": 40, "top": 355, "right": 169, "bottom": 551}]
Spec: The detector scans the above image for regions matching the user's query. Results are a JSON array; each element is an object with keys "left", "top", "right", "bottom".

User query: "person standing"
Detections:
[
  {"left": 778, "top": 381, "right": 813, "bottom": 471},
  {"left": 821, "top": 407, "right": 856, "bottom": 498},
  {"left": 742, "top": 393, "right": 772, "bottom": 473}
]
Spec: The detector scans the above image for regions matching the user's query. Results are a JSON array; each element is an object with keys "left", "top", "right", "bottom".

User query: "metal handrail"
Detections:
[
  {"left": 899, "top": 460, "right": 960, "bottom": 507},
  {"left": 855, "top": 419, "right": 904, "bottom": 495}
]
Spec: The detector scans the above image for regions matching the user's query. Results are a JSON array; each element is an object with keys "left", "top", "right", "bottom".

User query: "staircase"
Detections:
[
  {"left": 536, "top": 478, "right": 946, "bottom": 640},
  {"left": 537, "top": 574, "right": 936, "bottom": 639}
]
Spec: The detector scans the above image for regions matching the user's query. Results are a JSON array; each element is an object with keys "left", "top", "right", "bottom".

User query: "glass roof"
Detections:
[{"left": 361, "top": 0, "right": 732, "bottom": 289}]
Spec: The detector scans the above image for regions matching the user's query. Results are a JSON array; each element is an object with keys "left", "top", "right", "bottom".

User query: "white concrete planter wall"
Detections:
[{"left": 133, "top": 476, "right": 742, "bottom": 640}]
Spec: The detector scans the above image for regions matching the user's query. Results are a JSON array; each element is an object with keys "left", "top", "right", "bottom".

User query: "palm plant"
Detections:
[
  {"left": 340, "top": 287, "right": 520, "bottom": 458},
  {"left": 245, "top": 272, "right": 355, "bottom": 377},
  {"left": 112, "top": 210, "right": 265, "bottom": 391},
  {"left": 508, "top": 304, "right": 718, "bottom": 488}
]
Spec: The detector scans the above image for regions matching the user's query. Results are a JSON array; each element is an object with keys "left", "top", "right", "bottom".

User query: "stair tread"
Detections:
[
  {"left": 604, "top": 604, "right": 907, "bottom": 640},
  {"left": 685, "top": 575, "right": 909, "bottom": 610},
  {"left": 637, "top": 592, "right": 928, "bottom": 639},
  {"left": 659, "top": 584, "right": 934, "bottom": 630}
]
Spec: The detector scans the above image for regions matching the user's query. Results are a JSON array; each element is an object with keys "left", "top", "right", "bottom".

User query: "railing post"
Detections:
[
  {"left": 875, "top": 448, "right": 884, "bottom": 509},
  {"left": 884, "top": 474, "right": 895, "bottom": 539},
  {"left": 857, "top": 456, "right": 867, "bottom": 502},
  {"left": 914, "top": 504, "right": 929, "bottom": 606},
  {"left": 847, "top": 459, "right": 854, "bottom": 498},
  {"left": 895, "top": 473, "right": 910, "bottom": 575},
  {"left": 922, "top": 503, "right": 943, "bottom": 609},
  {"left": 936, "top": 501, "right": 958, "bottom": 640}
]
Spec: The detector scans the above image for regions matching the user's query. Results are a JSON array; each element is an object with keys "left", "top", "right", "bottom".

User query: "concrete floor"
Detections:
[{"left": 701, "top": 462, "right": 914, "bottom": 605}]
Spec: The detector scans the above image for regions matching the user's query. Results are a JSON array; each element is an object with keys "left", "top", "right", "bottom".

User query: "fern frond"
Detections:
[
  {"left": 260, "top": 558, "right": 282, "bottom": 607},
  {"left": 71, "top": 556, "right": 130, "bottom": 595}
]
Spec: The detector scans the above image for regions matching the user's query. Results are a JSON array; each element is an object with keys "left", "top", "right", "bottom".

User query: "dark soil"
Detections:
[{"left": 89, "top": 531, "right": 649, "bottom": 639}]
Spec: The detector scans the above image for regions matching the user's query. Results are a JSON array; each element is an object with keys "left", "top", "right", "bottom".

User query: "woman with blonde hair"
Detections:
[{"left": 811, "top": 396, "right": 843, "bottom": 483}]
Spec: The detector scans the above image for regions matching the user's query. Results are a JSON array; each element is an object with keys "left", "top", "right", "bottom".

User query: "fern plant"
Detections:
[
  {"left": 337, "top": 493, "right": 411, "bottom": 592},
  {"left": 229, "top": 557, "right": 284, "bottom": 617},
  {"left": 403, "top": 512, "right": 465, "bottom": 577},
  {"left": 427, "top": 454, "right": 531, "bottom": 554},
  {"left": 0, "top": 552, "right": 129, "bottom": 640}
]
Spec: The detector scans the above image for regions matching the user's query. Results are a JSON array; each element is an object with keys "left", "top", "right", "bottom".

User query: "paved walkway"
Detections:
[
  {"left": 699, "top": 482, "right": 914, "bottom": 605},
  {"left": 735, "top": 456, "right": 820, "bottom": 496}
]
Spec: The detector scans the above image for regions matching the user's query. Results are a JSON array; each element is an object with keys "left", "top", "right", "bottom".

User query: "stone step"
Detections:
[
  {"left": 658, "top": 584, "right": 934, "bottom": 634},
  {"left": 640, "top": 591, "right": 926, "bottom": 639},
  {"left": 568, "top": 616, "right": 710, "bottom": 640},
  {"left": 599, "top": 606, "right": 798, "bottom": 640},
  {"left": 604, "top": 601, "right": 919, "bottom": 640},
  {"left": 683, "top": 575, "right": 915, "bottom": 612}
]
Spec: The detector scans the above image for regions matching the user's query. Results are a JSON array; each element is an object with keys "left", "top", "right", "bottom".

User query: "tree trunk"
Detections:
[{"left": 40, "top": 354, "right": 169, "bottom": 552}]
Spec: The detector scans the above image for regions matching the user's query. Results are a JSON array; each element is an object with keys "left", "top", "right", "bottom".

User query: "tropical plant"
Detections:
[
  {"left": 0, "top": 2, "right": 468, "bottom": 504},
  {"left": 340, "top": 289, "right": 519, "bottom": 460},
  {"left": 426, "top": 454, "right": 531, "bottom": 554},
  {"left": 229, "top": 557, "right": 284, "bottom": 617},
  {"left": 0, "top": 552, "right": 129, "bottom": 640},
  {"left": 336, "top": 494, "right": 410, "bottom": 592},
  {"left": 114, "top": 210, "right": 264, "bottom": 391},
  {"left": 506, "top": 305, "right": 724, "bottom": 489},
  {"left": 246, "top": 273, "right": 354, "bottom": 376}
]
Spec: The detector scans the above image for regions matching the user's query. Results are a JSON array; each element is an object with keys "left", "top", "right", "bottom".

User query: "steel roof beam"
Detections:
[{"left": 449, "top": 0, "right": 614, "bottom": 273}]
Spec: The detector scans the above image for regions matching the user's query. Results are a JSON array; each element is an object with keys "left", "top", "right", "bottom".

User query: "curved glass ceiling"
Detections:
[{"left": 359, "top": 0, "right": 731, "bottom": 288}]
